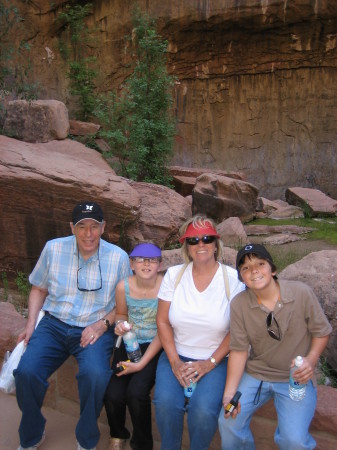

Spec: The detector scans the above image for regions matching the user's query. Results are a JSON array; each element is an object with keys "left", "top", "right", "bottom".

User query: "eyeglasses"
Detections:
[
  {"left": 266, "top": 312, "right": 282, "bottom": 341},
  {"left": 185, "top": 236, "right": 216, "bottom": 246},
  {"left": 77, "top": 252, "right": 102, "bottom": 292},
  {"left": 131, "top": 257, "right": 161, "bottom": 264}
]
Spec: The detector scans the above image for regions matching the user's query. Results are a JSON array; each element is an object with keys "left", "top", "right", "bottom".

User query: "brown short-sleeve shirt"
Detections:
[{"left": 230, "top": 280, "right": 332, "bottom": 382}]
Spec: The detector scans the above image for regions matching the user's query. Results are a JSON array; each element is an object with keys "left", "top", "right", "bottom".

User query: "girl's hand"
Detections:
[
  {"left": 114, "top": 320, "right": 130, "bottom": 336},
  {"left": 116, "top": 359, "right": 142, "bottom": 376}
]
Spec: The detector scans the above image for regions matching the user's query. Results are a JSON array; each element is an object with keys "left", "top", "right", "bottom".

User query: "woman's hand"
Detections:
[
  {"left": 170, "top": 359, "right": 187, "bottom": 386},
  {"left": 180, "top": 359, "right": 215, "bottom": 385}
]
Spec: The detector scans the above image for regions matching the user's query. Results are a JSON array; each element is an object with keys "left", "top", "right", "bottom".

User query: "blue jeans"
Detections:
[
  {"left": 153, "top": 351, "right": 228, "bottom": 450},
  {"left": 14, "top": 313, "right": 114, "bottom": 449},
  {"left": 218, "top": 372, "right": 317, "bottom": 450}
]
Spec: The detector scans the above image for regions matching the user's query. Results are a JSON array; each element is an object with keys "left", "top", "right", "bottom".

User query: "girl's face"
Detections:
[
  {"left": 239, "top": 255, "right": 276, "bottom": 291},
  {"left": 130, "top": 257, "right": 161, "bottom": 279}
]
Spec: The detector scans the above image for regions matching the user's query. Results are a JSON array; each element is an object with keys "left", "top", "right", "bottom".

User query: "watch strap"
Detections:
[
  {"left": 101, "top": 318, "right": 110, "bottom": 329},
  {"left": 209, "top": 357, "right": 218, "bottom": 367}
]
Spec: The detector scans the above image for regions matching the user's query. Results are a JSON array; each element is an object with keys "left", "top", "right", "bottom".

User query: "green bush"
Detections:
[
  {"left": 15, "top": 271, "right": 30, "bottom": 304},
  {"left": 95, "top": 10, "right": 176, "bottom": 186},
  {"left": 57, "top": 3, "right": 97, "bottom": 121}
]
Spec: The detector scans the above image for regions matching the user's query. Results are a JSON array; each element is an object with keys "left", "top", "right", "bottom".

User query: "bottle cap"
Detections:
[
  {"left": 295, "top": 355, "right": 303, "bottom": 366},
  {"left": 124, "top": 321, "right": 130, "bottom": 329}
]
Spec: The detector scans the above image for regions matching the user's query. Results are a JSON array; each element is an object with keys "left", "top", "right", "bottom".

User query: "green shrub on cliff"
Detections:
[
  {"left": 57, "top": 3, "right": 97, "bottom": 121},
  {"left": 95, "top": 10, "right": 175, "bottom": 186}
]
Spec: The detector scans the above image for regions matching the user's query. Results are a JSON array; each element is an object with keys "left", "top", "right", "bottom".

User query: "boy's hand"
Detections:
[
  {"left": 222, "top": 395, "right": 241, "bottom": 419},
  {"left": 290, "top": 357, "right": 314, "bottom": 385}
]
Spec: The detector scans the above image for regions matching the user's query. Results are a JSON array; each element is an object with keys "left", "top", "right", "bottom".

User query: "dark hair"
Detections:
[{"left": 237, "top": 253, "right": 278, "bottom": 282}]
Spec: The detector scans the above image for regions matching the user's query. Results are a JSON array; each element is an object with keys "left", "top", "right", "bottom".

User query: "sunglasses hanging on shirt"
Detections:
[{"left": 266, "top": 312, "right": 282, "bottom": 341}]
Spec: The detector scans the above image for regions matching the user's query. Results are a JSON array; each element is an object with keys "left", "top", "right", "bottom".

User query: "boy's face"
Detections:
[{"left": 239, "top": 255, "right": 276, "bottom": 291}]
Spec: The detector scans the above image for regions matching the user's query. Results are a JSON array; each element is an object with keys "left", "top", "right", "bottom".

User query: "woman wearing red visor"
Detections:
[{"left": 154, "top": 216, "right": 245, "bottom": 450}]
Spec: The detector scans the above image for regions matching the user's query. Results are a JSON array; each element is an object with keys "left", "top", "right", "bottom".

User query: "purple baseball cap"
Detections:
[{"left": 129, "top": 243, "right": 162, "bottom": 258}]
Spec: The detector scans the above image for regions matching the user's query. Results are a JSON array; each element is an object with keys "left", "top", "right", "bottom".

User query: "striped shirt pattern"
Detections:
[{"left": 29, "top": 235, "right": 131, "bottom": 327}]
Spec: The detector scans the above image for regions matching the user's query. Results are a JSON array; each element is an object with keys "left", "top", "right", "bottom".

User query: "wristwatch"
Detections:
[
  {"left": 209, "top": 357, "right": 218, "bottom": 367},
  {"left": 101, "top": 318, "right": 111, "bottom": 330}
]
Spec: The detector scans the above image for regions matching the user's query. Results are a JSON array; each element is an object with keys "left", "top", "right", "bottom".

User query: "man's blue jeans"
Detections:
[
  {"left": 153, "top": 351, "right": 228, "bottom": 450},
  {"left": 14, "top": 313, "right": 114, "bottom": 449},
  {"left": 218, "top": 372, "right": 317, "bottom": 450}
]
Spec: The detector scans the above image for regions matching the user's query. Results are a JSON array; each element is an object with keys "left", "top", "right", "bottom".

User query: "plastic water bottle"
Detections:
[
  {"left": 122, "top": 322, "right": 142, "bottom": 363},
  {"left": 184, "top": 362, "right": 197, "bottom": 406},
  {"left": 184, "top": 379, "right": 197, "bottom": 404},
  {"left": 289, "top": 355, "right": 307, "bottom": 401}
]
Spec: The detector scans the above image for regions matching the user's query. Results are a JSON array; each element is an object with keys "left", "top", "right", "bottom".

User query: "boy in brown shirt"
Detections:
[{"left": 219, "top": 244, "right": 332, "bottom": 450}]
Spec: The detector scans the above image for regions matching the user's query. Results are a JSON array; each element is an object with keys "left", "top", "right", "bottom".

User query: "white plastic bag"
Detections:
[
  {"left": 0, "top": 340, "right": 26, "bottom": 394},
  {"left": 0, "top": 310, "right": 45, "bottom": 394}
]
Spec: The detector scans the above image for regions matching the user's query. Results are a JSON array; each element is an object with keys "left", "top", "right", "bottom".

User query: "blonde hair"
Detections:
[{"left": 179, "top": 215, "right": 223, "bottom": 263}]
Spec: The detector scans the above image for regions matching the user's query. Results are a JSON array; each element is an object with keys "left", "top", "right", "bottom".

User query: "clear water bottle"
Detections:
[
  {"left": 184, "top": 361, "right": 197, "bottom": 406},
  {"left": 289, "top": 355, "right": 307, "bottom": 401},
  {"left": 122, "top": 322, "right": 142, "bottom": 363},
  {"left": 184, "top": 379, "right": 197, "bottom": 404}
]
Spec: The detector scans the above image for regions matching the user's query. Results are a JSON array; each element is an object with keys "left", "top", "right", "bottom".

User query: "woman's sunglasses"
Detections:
[
  {"left": 185, "top": 235, "right": 216, "bottom": 246},
  {"left": 266, "top": 312, "right": 282, "bottom": 341}
]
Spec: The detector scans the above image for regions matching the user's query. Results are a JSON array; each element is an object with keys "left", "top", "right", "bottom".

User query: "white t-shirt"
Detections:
[{"left": 158, "top": 262, "right": 245, "bottom": 360}]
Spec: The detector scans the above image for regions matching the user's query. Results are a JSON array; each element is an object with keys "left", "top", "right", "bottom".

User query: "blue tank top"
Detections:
[{"left": 124, "top": 277, "right": 158, "bottom": 344}]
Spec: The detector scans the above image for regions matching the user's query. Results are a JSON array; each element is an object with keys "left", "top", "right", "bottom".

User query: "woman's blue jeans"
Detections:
[
  {"left": 14, "top": 313, "right": 114, "bottom": 449},
  {"left": 218, "top": 372, "right": 317, "bottom": 450},
  {"left": 153, "top": 351, "right": 228, "bottom": 450}
]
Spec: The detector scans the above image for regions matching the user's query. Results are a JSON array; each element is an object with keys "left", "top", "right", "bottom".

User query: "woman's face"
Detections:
[{"left": 186, "top": 235, "right": 217, "bottom": 264}]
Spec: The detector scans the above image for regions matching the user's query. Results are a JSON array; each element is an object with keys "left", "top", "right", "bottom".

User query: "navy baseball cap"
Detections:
[
  {"left": 72, "top": 202, "right": 104, "bottom": 226},
  {"left": 236, "top": 244, "right": 274, "bottom": 272}
]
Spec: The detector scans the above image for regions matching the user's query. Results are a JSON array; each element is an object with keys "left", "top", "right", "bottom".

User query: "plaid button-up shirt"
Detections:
[{"left": 29, "top": 235, "right": 131, "bottom": 327}]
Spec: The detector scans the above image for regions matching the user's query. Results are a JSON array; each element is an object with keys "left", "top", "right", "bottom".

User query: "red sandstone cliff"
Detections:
[{"left": 1, "top": 1, "right": 337, "bottom": 199}]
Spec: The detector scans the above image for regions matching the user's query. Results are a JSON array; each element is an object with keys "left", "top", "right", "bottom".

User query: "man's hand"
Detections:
[
  {"left": 80, "top": 320, "right": 107, "bottom": 347},
  {"left": 17, "top": 322, "right": 35, "bottom": 346}
]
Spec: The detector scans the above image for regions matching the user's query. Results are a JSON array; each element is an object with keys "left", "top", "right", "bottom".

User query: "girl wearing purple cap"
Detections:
[{"left": 104, "top": 243, "right": 163, "bottom": 450}]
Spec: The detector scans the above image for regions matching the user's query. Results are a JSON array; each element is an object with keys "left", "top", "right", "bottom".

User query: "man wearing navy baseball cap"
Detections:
[{"left": 14, "top": 201, "right": 131, "bottom": 450}]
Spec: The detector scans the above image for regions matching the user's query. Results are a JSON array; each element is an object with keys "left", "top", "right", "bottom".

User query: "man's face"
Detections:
[
  {"left": 239, "top": 255, "right": 276, "bottom": 291},
  {"left": 70, "top": 219, "right": 105, "bottom": 259}
]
